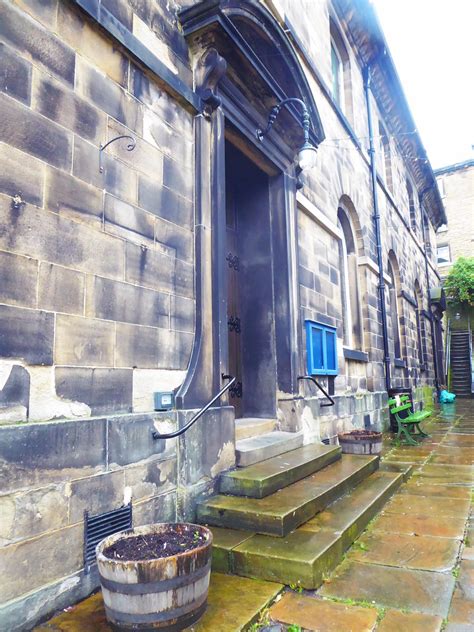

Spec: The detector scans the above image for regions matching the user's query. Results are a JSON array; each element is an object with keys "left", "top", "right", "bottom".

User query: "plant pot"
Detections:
[
  {"left": 96, "top": 523, "right": 213, "bottom": 631},
  {"left": 337, "top": 430, "right": 383, "bottom": 455}
]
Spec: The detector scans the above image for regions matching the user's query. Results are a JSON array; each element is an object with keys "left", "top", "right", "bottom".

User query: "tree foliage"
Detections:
[{"left": 444, "top": 257, "right": 474, "bottom": 306}]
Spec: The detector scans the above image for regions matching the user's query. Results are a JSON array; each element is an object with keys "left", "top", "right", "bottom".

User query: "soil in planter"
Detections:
[
  {"left": 339, "top": 429, "right": 382, "bottom": 440},
  {"left": 103, "top": 528, "right": 208, "bottom": 561}
]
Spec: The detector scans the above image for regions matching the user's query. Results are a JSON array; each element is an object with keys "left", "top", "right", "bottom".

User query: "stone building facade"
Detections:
[
  {"left": 0, "top": 0, "right": 445, "bottom": 628},
  {"left": 434, "top": 159, "right": 474, "bottom": 279}
]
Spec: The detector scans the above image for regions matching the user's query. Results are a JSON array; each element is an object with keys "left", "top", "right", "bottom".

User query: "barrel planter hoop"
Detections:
[
  {"left": 96, "top": 523, "right": 213, "bottom": 631},
  {"left": 337, "top": 431, "right": 383, "bottom": 455}
]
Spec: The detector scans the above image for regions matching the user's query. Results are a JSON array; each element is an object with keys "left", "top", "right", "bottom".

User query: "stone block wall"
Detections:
[
  {"left": 0, "top": 0, "right": 195, "bottom": 423},
  {"left": 0, "top": 406, "right": 234, "bottom": 631},
  {"left": 0, "top": 0, "right": 443, "bottom": 627},
  {"left": 274, "top": 0, "right": 440, "bottom": 440},
  {"left": 435, "top": 164, "right": 474, "bottom": 278}
]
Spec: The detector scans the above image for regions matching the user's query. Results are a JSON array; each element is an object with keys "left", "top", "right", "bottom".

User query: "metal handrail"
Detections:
[
  {"left": 298, "top": 375, "right": 335, "bottom": 407},
  {"left": 152, "top": 374, "right": 235, "bottom": 440},
  {"left": 468, "top": 318, "right": 474, "bottom": 394},
  {"left": 445, "top": 317, "right": 451, "bottom": 388}
]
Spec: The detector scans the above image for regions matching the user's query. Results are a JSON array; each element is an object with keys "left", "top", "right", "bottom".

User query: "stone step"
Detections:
[
  {"left": 211, "top": 470, "right": 403, "bottom": 588},
  {"left": 235, "top": 431, "right": 304, "bottom": 467},
  {"left": 220, "top": 443, "right": 341, "bottom": 498},
  {"left": 197, "top": 454, "right": 379, "bottom": 536},
  {"left": 235, "top": 417, "right": 277, "bottom": 441}
]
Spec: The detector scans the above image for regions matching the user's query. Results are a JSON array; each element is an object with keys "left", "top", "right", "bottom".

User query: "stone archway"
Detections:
[{"left": 176, "top": 0, "right": 325, "bottom": 411}]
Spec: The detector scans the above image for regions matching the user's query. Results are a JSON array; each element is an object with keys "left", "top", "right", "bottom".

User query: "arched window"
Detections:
[
  {"left": 387, "top": 257, "right": 401, "bottom": 359},
  {"left": 330, "top": 20, "right": 353, "bottom": 122},
  {"left": 407, "top": 179, "right": 416, "bottom": 230},
  {"left": 414, "top": 281, "right": 425, "bottom": 367},
  {"left": 338, "top": 207, "right": 362, "bottom": 350},
  {"left": 378, "top": 122, "right": 393, "bottom": 190}
]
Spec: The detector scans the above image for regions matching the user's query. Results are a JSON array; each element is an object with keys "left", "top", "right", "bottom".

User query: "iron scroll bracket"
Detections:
[
  {"left": 297, "top": 375, "right": 335, "bottom": 407},
  {"left": 152, "top": 374, "right": 235, "bottom": 440},
  {"left": 99, "top": 134, "right": 136, "bottom": 173}
]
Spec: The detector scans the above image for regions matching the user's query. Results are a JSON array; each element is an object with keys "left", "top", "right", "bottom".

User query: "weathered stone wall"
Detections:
[
  {"left": 0, "top": 0, "right": 194, "bottom": 423},
  {"left": 0, "top": 0, "right": 442, "bottom": 627},
  {"left": 435, "top": 164, "right": 474, "bottom": 278},
  {"left": 272, "top": 1, "right": 440, "bottom": 441},
  {"left": 0, "top": 405, "right": 234, "bottom": 631}
]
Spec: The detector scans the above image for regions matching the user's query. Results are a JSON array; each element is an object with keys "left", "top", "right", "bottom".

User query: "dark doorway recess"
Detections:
[{"left": 225, "top": 142, "right": 276, "bottom": 418}]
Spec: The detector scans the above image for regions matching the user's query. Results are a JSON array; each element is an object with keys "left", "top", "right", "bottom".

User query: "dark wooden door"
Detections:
[{"left": 226, "top": 183, "right": 243, "bottom": 418}]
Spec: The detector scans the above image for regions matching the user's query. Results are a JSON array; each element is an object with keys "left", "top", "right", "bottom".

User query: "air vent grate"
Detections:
[{"left": 83, "top": 503, "right": 132, "bottom": 574}]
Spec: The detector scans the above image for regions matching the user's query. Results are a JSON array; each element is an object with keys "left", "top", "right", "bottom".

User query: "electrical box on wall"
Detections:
[{"left": 154, "top": 392, "right": 175, "bottom": 411}]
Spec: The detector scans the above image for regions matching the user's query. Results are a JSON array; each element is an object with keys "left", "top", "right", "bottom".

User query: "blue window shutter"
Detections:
[
  {"left": 305, "top": 320, "right": 338, "bottom": 376},
  {"left": 312, "top": 326, "right": 324, "bottom": 370},
  {"left": 325, "top": 329, "right": 336, "bottom": 371}
]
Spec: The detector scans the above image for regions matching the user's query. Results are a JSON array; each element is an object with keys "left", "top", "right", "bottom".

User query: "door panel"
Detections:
[{"left": 226, "top": 183, "right": 243, "bottom": 418}]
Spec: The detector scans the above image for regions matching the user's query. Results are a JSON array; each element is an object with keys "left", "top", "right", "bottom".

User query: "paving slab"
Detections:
[
  {"left": 382, "top": 493, "right": 471, "bottom": 518},
  {"left": 34, "top": 592, "right": 109, "bottom": 632},
  {"left": 269, "top": 592, "right": 378, "bottom": 631},
  {"left": 348, "top": 531, "right": 460, "bottom": 572},
  {"left": 463, "top": 547, "right": 474, "bottom": 560},
  {"left": 457, "top": 560, "right": 474, "bottom": 600},
  {"left": 399, "top": 482, "right": 472, "bottom": 499},
  {"left": 431, "top": 454, "right": 474, "bottom": 465},
  {"left": 34, "top": 573, "right": 283, "bottom": 632},
  {"left": 369, "top": 512, "right": 466, "bottom": 538},
  {"left": 412, "top": 463, "right": 473, "bottom": 485},
  {"left": 443, "top": 436, "right": 474, "bottom": 447},
  {"left": 444, "top": 624, "right": 474, "bottom": 632},
  {"left": 191, "top": 573, "right": 283, "bottom": 631},
  {"left": 319, "top": 560, "right": 455, "bottom": 617},
  {"left": 376, "top": 609, "right": 443, "bottom": 632},
  {"left": 448, "top": 588, "right": 474, "bottom": 625}
]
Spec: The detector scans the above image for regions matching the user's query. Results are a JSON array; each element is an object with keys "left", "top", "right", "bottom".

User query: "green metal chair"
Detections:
[{"left": 388, "top": 395, "right": 431, "bottom": 445}]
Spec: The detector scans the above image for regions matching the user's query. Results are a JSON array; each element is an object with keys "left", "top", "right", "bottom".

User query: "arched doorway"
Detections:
[{"left": 176, "top": 0, "right": 325, "bottom": 420}]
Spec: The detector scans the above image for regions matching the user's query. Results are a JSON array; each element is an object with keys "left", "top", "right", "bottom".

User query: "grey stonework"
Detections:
[
  {"left": 0, "top": 406, "right": 232, "bottom": 630},
  {"left": 0, "top": 0, "right": 444, "bottom": 627}
]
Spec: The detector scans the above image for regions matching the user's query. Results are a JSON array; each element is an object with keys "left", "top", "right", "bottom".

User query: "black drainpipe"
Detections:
[
  {"left": 419, "top": 189, "right": 441, "bottom": 394},
  {"left": 363, "top": 65, "right": 391, "bottom": 394}
]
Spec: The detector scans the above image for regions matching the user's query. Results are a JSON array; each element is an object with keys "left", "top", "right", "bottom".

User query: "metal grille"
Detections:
[
  {"left": 83, "top": 503, "right": 132, "bottom": 574},
  {"left": 321, "top": 437, "right": 331, "bottom": 445}
]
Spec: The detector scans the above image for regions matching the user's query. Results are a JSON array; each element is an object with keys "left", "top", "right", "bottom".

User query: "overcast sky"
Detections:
[{"left": 372, "top": 0, "right": 474, "bottom": 169}]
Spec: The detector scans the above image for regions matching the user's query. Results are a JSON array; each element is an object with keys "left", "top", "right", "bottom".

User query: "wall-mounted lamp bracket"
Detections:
[
  {"left": 256, "top": 98, "right": 318, "bottom": 190},
  {"left": 99, "top": 135, "right": 136, "bottom": 173}
]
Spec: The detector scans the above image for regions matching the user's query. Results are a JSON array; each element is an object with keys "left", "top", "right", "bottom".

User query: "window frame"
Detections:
[
  {"left": 305, "top": 320, "right": 339, "bottom": 376},
  {"left": 330, "top": 39, "right": 344, "bottom": 109},
  {"left": 436, "top": 244, "right": 451, "bottom": 265}
]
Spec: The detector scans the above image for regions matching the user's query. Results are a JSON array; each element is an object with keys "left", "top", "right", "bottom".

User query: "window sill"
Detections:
[
  {"left": 343, "top": 348, "right": 369, "bottom": 362},
  {"left": 394, "top": 358, "right": 406, "bottom": 369}
]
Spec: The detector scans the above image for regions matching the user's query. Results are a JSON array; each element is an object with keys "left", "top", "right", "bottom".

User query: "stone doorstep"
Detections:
[
  {"left": 219, "top": 443, "right": 341, "bottom": 499},
  {"left": 234, "top": 417, "right": 277, "bottom": 441},
  {"left": 33, "top": 573, "right": 284, "bottom": 632},
  {"left": 197, "top": 454, "right": 379, "bottom": 537},
  {"left": 209, "top": 470, "right": 403, "bottom": 588},
  {"left": 235, "top": 431, "right": 304, "bottom": 467}
]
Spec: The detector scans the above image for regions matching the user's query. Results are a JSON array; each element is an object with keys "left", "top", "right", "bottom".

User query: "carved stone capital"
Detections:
[{"left": 195, "top": 48, "right": 227, "bottom": 116}]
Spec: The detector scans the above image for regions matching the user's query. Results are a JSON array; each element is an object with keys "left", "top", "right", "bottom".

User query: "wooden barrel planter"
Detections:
[
  {"left": 337, "top": 430, "right": 383, "bottom": 455},
  {"left": 96, "top": 523, "right": 213, "bottom": 631}
]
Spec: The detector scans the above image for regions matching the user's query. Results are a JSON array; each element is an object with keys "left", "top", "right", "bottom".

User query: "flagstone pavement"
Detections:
[{"left": 35, "top": 399, "right": 473, "bottom": 632}]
